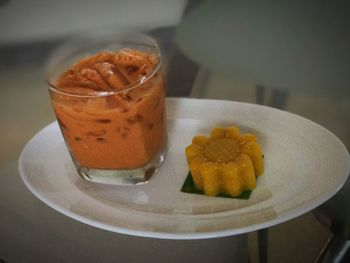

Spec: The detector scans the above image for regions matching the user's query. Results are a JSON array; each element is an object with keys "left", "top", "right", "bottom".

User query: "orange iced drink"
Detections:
[{"left": 49, "top": 47, "right": 166, "bottom": 182}]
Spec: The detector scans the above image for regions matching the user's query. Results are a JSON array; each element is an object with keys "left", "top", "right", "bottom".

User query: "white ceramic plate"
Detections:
[{"left": 19, "top": 98, "right": 350, "bottom": 239}]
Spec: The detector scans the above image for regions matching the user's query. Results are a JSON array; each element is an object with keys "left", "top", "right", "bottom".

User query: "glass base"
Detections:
[{"left": 75, "top": 148, "right": 166, "bottom": 185}]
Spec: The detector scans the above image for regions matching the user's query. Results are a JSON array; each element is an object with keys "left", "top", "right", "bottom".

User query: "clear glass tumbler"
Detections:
[{"left": 47, "top": 31, "right": 167, "bottom": 185}]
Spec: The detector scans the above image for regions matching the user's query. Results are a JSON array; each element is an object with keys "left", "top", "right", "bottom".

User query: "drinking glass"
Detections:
[{"left": 47, "top": 31, "right": 167, "bottom": 185}]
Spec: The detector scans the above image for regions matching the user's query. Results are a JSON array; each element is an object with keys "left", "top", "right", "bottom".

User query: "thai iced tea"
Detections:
[{"left": 48, "top": 36, "right": 166, "bottom": 185}]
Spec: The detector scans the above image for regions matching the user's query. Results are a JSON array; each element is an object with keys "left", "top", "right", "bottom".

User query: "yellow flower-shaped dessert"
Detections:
[{"left": 185, "top": 127, "right": 264, "bottom": 197}]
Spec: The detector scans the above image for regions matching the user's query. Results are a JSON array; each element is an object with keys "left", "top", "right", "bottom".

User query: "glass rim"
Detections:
[{"left": 46, "top": 31, "right": 162, "bottom": 98}]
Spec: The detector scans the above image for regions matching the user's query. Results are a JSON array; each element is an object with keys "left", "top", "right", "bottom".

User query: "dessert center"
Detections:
[{"left": 204, "top": 138, "right": 240, "bottom": 162}]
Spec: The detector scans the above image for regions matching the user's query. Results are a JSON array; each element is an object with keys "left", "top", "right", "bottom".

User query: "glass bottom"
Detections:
[{"left": 75, "top": 147, "right": 166, "bottom": 185}]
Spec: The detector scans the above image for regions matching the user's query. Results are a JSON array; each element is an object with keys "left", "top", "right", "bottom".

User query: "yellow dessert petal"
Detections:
[
  {"left": 239, "top": 133, "right": 256, "bottom": 144},
  {"left": 185, "top": 144, "right": 203, "bottom": 162},
  {"left": 192, "top": 135, "right": 210, "bottom": 147},
  {"left": 236, "top": 154, "right": 256, "bottom": 190},
  {"left": 225, "top": 126, "right": 240, "bottom": 139},
  {"left": 200, "top": 162, "right": 221, "bottom": 196},
  {"left": 222, "top": 162, "right": 243, "bottom": 196},
  {"left": 210, "top": 127, "right": 226, "bottom": 140},
  {"left": 188, "top": 156, "right": 206, "bottom": 191},
  {"left": 241, "top": 141, "right": 264, "bottom": 176}
]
